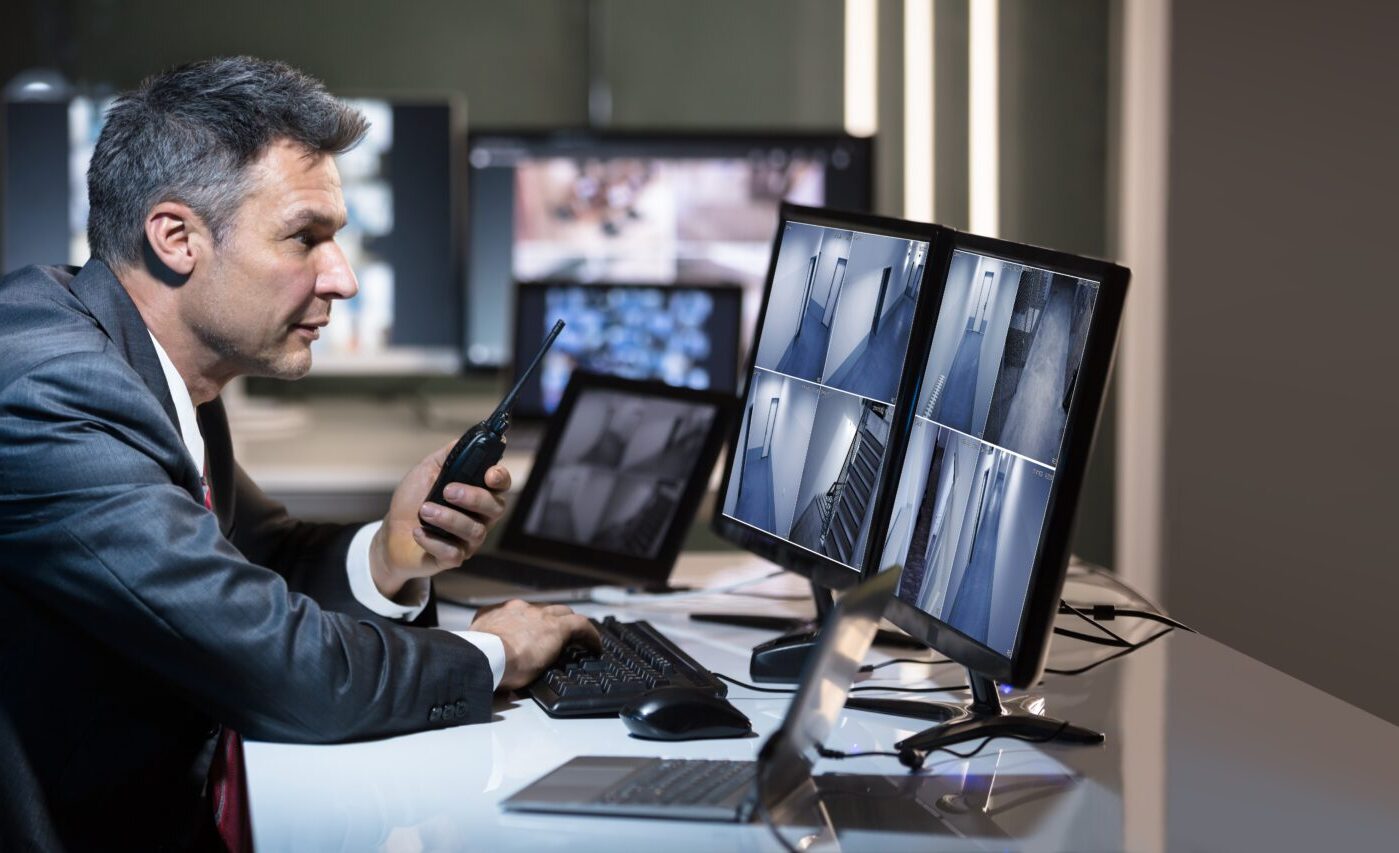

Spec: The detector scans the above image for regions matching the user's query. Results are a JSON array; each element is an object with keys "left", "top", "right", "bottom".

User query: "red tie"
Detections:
[{"left": 202, "top": 463, "right": 252, "bottom": 852}]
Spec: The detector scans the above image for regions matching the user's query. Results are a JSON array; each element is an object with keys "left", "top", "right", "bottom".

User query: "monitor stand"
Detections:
[
  {"left": 844, "top": 669, "right": 1103, "bottom": 754},
  {"left": 691, "top": 583, "right": 926, "bottom": 682}
]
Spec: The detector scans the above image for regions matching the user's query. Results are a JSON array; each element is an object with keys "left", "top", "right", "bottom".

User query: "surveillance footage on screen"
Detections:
[
  {"left": 722, "top": 221, "right": 930, "bottom": 572},
  {"left": 881, "top": 250, "right": 1100, "bottom": 655}
]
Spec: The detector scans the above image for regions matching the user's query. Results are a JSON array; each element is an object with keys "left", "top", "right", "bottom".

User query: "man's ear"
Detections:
[{"left": 143, "top": 201, "right": 206, "bottom": 277}]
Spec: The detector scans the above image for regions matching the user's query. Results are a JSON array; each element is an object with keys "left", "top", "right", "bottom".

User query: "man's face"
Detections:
[{"left": 183, "top": 138, "right": 358, "bottom": 380}]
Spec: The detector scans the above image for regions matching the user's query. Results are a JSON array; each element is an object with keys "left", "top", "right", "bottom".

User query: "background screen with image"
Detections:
[
  {"left": 720, "top": 220, "right": 929, "bottom": 573},
  {"left": 878, "top": 250, "right": 1100, "bottom": 657},
  {"left": 1, "top": 96, "right": 460, "bottom": 373},
  {"left": 464, "top": 133, "right": 872, "bottom": 367},
  {"left": 512, "top": 283, "right": 741, "bottom": 417},
  {"left": 1, "top": 95, "right": 111, "bottom": 274},
  {"left": 306, "top": 99, "right": 459, "bottom": 373},
  {"left": 522, "top": 389, "right": 718, "bottom": 560}
]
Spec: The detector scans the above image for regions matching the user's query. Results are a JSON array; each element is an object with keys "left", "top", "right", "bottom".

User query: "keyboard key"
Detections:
[{"left": 525, "top": 619, "right": 726, "bottom": 717}]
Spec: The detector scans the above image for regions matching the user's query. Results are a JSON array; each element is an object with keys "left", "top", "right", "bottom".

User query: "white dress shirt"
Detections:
[{"left": 145, "top": 332, "right": 505, "bottom": 690}]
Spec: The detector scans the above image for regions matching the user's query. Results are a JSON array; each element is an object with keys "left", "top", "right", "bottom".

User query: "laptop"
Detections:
[
  {"left": 434, "top": 371, "right": 737, "bottom": 606},
  {"left": 500, "top": 567, "right": 898, "bottom": 822}
]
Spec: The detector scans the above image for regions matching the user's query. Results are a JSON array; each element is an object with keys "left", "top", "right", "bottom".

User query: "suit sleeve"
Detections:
[
  {"left": 222, "top": 462, "right": 439, "bottom": 626},
  {"left": 0, "top": 350, "right": 490, "bottom": 743}
]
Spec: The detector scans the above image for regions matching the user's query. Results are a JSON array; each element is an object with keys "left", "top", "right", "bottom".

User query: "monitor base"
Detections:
[
  {"left": 729, "top": 583, "right": 929, "bottom": 682},
  {"left": 749, "top": 626, "right": 822, "bottom": 682},
  {"left": 690, "top": 613, "right": 928, "bottom": 653},
  {"left": 846, "top": 670, "right": 1104, "bottom": 756}
]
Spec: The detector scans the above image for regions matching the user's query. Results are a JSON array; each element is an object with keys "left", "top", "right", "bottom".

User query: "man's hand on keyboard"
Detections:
[{"left": 471, "top": 600, "right": 602, "bottom": 692}]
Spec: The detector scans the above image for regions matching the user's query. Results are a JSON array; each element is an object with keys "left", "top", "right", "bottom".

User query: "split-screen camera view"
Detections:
[
  {"left": 879, "top": 250, "right": 1100, "bottom": 656},
  {"left": 722, "top": 222, "right": 929, "bottom": 571},
  {"left": 524, "top": 389, "right": 718, "bottom": 559}
]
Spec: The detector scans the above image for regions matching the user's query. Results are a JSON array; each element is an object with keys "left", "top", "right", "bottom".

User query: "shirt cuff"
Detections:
[
  {"left": 452, "top": 631, "right": 506, "bottom": 691},
  {"left": 346, "top": 521, "right": 430, "bottom": 621}
]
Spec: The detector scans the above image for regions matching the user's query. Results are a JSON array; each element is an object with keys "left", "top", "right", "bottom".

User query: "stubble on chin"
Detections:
[
  {"left": 193, "top": 321, "right": 314, "bottom": 382},
  {"left": 262, "top": 338, "right": 314, "bottom": 380}
]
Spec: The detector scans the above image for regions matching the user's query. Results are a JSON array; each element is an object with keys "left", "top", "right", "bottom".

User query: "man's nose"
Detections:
[{"left": 316, "top": 240, "right": 359, "bottom": 300}]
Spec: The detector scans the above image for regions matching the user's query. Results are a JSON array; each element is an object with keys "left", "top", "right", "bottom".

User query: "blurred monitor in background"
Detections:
[
  {"left": 512, "top": 281, "right": 742, "bottom": 419},
  {"left": 3, "top": 92, "right": 463, "bottom": 375},
  {"left": 464, "top": 131, "right": 873, "bottom": 368},
  {"left": 2, "top": 93, "right": 104, "bottom": 275}
]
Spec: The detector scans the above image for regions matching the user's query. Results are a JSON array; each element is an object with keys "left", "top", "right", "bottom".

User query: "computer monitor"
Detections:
[
  {"left": 859, "top": 232, "right": 1127, "bottom": 753},
  {"left": 711, "top": 202, "right": 1128, "bottom": 703},
  {"left": 511, "top": 281, "right": 743, "bottom": 419},
  {"left": 303, "top": 97, "right": 461, "bottom": 374},
  {"left": 713, "top": 204, "right": 942, "bottom": 599},
  {"left": 2, "top": 95, "right": 100, "bottom": 274},
  {"left": 2, "top": 94, "right": 462, "bottom": 374},
  {"left": 463, "top": 130, "right": 874, "bottom": 368}
]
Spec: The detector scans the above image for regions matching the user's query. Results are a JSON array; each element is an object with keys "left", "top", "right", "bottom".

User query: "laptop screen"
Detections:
[
  {"left": 497, "top": 372, "right": 737, "bottom": 585},
  {"left": 756, "top": 569, "right": 898, "bottom": 808},
  {"left": 520, "top": 387, "right": 718, "bottom": 559}
]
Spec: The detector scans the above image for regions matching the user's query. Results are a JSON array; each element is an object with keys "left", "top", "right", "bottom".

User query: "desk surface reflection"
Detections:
[{"left": 245, "top": 554, "right": 1399, "bottom": 852}]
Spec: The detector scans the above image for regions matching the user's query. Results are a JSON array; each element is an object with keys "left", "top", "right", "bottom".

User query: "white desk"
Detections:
[{"left": 245, "top": 554, "right": 1399, "bottom": 852}]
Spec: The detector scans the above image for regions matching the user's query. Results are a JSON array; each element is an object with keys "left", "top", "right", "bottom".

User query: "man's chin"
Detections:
[
  {"left": 251, "top": 348, "right": 313, "bottom": 381},
  {"left": 280, "top": 352, "right": 314, "bottom": 380}
]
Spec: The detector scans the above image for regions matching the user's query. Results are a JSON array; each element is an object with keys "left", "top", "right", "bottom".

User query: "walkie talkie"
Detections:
[{"left": 422, "top": 319, "right": 565, "bottom": 539}]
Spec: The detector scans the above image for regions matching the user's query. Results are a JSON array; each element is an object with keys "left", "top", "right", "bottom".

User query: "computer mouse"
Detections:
[{"left": 619, "top": 687, "right": 753, "bottom": 741}]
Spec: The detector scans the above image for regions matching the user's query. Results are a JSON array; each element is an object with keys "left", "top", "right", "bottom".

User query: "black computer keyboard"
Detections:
[{"left": 525, "top": 617, "right": 726, "bottom": 717}]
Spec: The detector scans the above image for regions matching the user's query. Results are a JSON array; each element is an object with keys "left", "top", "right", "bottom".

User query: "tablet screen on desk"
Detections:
[{"left": 498, "top": 372, "right": 736, "bottom": 585}]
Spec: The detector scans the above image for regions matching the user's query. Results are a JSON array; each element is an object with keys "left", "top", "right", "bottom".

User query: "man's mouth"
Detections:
[{"left": 294, "top": 319, "right": 328, "bottom": 340}]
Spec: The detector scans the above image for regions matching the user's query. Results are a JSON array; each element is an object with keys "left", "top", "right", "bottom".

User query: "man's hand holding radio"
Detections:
[{"left": 370, "top": 437, "right": 513, "bottom": 601}]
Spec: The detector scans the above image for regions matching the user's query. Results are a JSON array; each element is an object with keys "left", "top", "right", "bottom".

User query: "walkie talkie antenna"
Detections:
[{"left": 488, "top": 319, "right": 565, "bottom": 430}]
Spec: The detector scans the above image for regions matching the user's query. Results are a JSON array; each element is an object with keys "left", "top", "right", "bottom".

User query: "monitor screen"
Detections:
[
  {"left": 518, "top": 384, "right": 722, "bottom": 561},
  {"left": 512, "top": 282, "right": 742, "bottom": 418},
  {"left": 2, "top": 96, "right": 103, "bottom": 275},
  {"left": 3, "top": 95, "right": 461, "bottom": 374},
  {"left": 307, "top": 99, "right": 460, "bottom": 374},
  {"left": 877, "top": 249, "right": 1102, "bottom": 658},
  {"left": 718, "top": 214, "right": 931, "bottom": 579},
  {"left": 464, "top": 132, "right": 873, "bottom": 367}
]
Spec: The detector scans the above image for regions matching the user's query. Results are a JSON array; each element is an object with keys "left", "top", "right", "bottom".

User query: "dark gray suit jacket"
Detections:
[{"left": 0, "top": 261, "right": 494, "bottom": 851}]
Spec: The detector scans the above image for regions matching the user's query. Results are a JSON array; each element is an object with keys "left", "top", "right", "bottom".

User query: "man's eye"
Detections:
[{"left": 294, "top": 231, "right": 317, "bottom": 247}]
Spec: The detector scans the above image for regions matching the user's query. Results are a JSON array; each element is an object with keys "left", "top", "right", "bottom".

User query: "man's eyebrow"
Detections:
[{"left": 281, "top": 209, "right": 346, "bottom": 231}]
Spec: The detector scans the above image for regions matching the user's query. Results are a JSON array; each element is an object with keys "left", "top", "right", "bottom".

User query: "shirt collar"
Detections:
[{"left": 146, "top": 331, "right": 205, "bottom": 470}]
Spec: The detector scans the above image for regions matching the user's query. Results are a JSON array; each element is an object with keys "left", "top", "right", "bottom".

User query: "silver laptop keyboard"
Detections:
[{"left": 598, "top": 759, "right": 755, "bottom": 807}]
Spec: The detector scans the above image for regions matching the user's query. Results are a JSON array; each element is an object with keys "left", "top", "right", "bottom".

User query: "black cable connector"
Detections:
[{"left": 1058, "top": 600, "right": 1195, "bottom": 633}]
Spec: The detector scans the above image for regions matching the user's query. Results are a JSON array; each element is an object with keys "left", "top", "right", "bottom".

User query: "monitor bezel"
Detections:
[
  {"left": 710, "top": 202, "right": 949, "bottom": 593},
  {"left": 462, "top": 128, "right": 876, "bottom": 371},
  {"left": 496, "top": 369, "right": 738, "bottom": 585},
  {"left": 880, "top": 232, "right": 1129, "bottom": 688},
  {"left": 509, "top": 279, "right": 745, "bottom": 421}
]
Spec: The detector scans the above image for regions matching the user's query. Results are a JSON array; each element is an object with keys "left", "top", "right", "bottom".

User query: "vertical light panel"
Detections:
[
  {"left": 968, "top": 0, "right": 999, "bottom": 236},
  {"left": 844, "top": 0, "right": 879, "bottom": 138},
  {"left": 904, "top": 0, "right": 935, "bottom": 222},
  {"left": 1117, "top": 3, "right": 1171, "bottom": 850},
  {"left": 1117, "top": 0, "right": 1171, "bottom": 605}
]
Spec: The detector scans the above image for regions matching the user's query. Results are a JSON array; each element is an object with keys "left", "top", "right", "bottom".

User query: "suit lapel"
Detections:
[
  {"left": 66, "top": 260, "right": 218, "bottom": 518},
  {"left": 67, "top": 259, "right": 181, "bottom": 433}
]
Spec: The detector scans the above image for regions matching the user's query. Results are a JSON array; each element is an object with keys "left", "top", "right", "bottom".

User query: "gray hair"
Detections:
[{"left": 86, "top": 56, "right": 368, "bottom": 269}]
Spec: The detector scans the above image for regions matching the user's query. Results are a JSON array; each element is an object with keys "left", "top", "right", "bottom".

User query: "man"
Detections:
[{"left": 0, "top": 57, "right": 597, "bottom": 851}]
